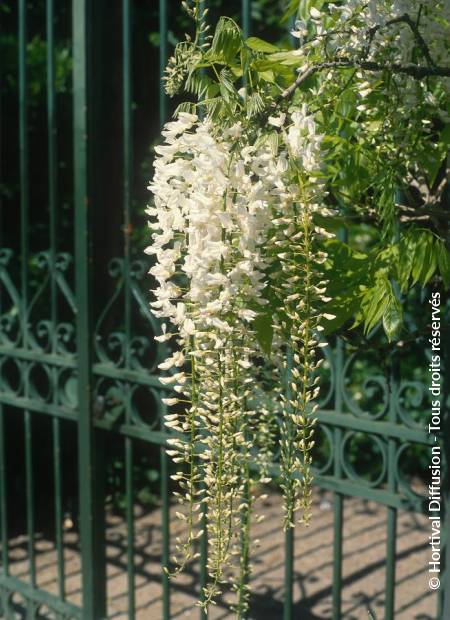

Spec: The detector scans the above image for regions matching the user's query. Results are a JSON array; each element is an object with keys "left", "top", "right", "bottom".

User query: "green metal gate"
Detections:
[{"left": 0, "top": 1, "right": 448, "bottom": 619}]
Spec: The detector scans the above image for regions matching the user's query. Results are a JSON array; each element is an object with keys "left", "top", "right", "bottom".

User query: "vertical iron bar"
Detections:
[
  {"left": 0, "top": 410, "right": 8, "bottom": 575},
  {"left": 24, "top": 411, "right": 36, "bottom": 587},
  {"left": 73, "top": 1, "right": 106, "bottom": 617},
  {"left": 283, "top": 347, "right": 294, "bottom": 620},
  {"left": 331, "top": 340, "right": 344, "bottom": 620},
  {"left": 53, "top": 418, "right": 65, "bottom": 599},
  {"left": 159, "top": 2, "right": 170, "bottom": 617},
  {"left": 242, "top": 0, "right": 251, "bottom": 39},
  {"left": 331, "top": 230, "right": 346, "bottom": 620},
  {"left": 19, "top": 0, "right": 36, "bottom": 595},
  {"left": 283, "top": 527, "right": 294, "bottom": 620},
  {"left": 47, "top": 0, "right": 65, "bottom": 599},
  {"left": 47, "top": 0, "right": 58, "bottom": 348},
  {"left": 385, "top": 443, "right": 398, "bottom": 618},
  {"left": 199, "top": 490, "right": 208, "bottom": 620},
  {"left": 122, "top": 1, "right": 135, "bottom": 617},
  {"left": 18, "top": 0, "right": 29, "bottom": 338},
  {"left": 161, "top": 440, "right": 170, "bottom": 620},
  {"left": 159, "top": 0, "right": 168, "bottom": 127},
  {"left": 125, "top": 437, "right": 135, "bottom": 618},
  {"left": 385, "top": 238, "right": 400, "bottom": 618},
  {"left": 385, "top": 353, "right": 398, "bottom": 617}
]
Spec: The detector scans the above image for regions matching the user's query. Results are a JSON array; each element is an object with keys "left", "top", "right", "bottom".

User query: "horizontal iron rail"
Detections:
[
  {"left": 92, "top": 421, "right": 427, "bottom": 512},
  {"left": 316, "top": 409, "right": 434, "bottom": 445},
  {"left": 0, "top": 400, "right": 432, "bottom": 514},
  {"left": 0, "top": 395, "right": 77, "bottom": 420},
  {"left": 0, "top": 347, "right": 164, "bottom": 389},
  {"left": 0, "top": 574, "right": 82, "bottom": 618},
  {"left": 92, "top": 363, "right": 164, "bottom": 388},
  {"left": 0, "top": 383, "right": 433, "bottom": 449},
  {"left": 0, "top": 346, "right": 76, "bottom": 368}
]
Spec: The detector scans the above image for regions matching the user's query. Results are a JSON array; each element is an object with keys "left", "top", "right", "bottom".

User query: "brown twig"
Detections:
[
  {"left": 364, "top": 14, "right": 436, "bottom": 67},
  {"left": 280, "top": 60, "right": 450, "bottom": 99}
]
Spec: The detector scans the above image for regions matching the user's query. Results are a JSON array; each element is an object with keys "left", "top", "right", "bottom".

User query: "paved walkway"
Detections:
[{"left": 7, "top": 491, "right": 437, "bottom": 619}]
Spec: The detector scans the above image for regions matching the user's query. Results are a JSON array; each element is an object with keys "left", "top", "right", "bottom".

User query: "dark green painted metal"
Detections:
[
  {"left": 242, "top": 0, "right": 251, "bottom": 38},
  {"left": 24, "top": 411, "right": 36, "bottom": 587},
  {"left": 0, "top": 345, "right": 77, "bottom": 367},
  {"left": 47, "top": 0, "right": 65, "bottom": 600},
  {"left": 47, "top": 0, "right": 58, "bottom": 335},
  {"left": 73, "top": 1, "right": 107, "bottom": 617},
  {"left": 19, "top": 3, "right": 36, "bottom": 601},
  {"left": 315, "top": 409, "right": 435, "bottom": 445},
  {"left": 18, "top": 0, "right": 29, "bottom": 339},
  {"left": 283, "top": 527, "right": 294, "bottom": 620},
  {"left": 385, "top": 363, "right": 399, "bottom": 619},
  {"left": 122, "top": 2, "right": 136, "bottom": 617},
  {"left": 0, "top": 574, "right": 82, "bottom": 618},
  {"left": 122, "top": 0, "right": 132, "bottom": 352},
  {"left": 125, "top": 437, "right": 135, "bottom": 619},
  {"left": 0, "top": 409, "right": 7, "bottom": 575},
  {"left": 0, "top": 394, "right": 77, "bottom": 421},
  {"left": 331, "top": 339, "right": 344, "bottom": 620},
  {"left": 161, "top": 435, "right": 171, "bottom": 620},
  {"left": 159, "top": 0, "right": 168, "bottom": 126},
  {"left": 199, "top": 487, "right": 208, "bottom": 620},
  {"left": 283, "top": 347, "right": 294, "bottom": 620},
  {"left": 52, "top": 418, "right": 65, "bottom": 600}
]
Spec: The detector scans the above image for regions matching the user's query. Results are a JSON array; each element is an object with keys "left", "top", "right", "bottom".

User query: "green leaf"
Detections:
[
  {"left": 219, "top": 67, "right": 236, "bottom": 103},
  {"left": 258, "top": 69, "right": 276, "bottom": 83},
  {"left": 437, "top": 241, "right": 450, "bottom": 289},
  {"left": 362, "top": 280, "right": 389, "bottom": 334},
  {"left": 246, "top": 37, "right": 279, "bottom": 54},
  {"left": 411, "top": 231, "right": 428, "bottom": 285},
  {"left": 319, "top": 240, "right": 375, "bottom": 335},
  {"left": 396, "top": 234, "right": 414, "bottom": 292},
  {"left": 382, "top": 285, "right": 403, "bottom": 342},
  {"left": 246, "top": 92, "right": 265, "bottom": 117},
  {"left": 210, "top": 17, "right": 242, "bottom": 65},
  {"left": 418, "top": 238, "right": 437, "bottom": 286},
  {"left": 422, "top": 147, "right": 446, "bottom": 187},
  {"left": 281, "top": 0, "right": 302, "bottom": 22},
  {"left": 421, "top": 125, "right": 450, "bottom": 186},
  {"left": 254, "top": 312, "right": 274, "bottom": 356}
]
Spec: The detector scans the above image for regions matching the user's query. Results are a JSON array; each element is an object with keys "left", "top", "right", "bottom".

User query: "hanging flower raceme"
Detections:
[{"left": 146, "top": 107, "right": 333, "bottom": 610}]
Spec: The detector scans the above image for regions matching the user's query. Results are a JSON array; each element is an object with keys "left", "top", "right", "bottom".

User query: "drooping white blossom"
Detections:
[{"left": 147, "top": 104, "right": 333, "bottom": 605}]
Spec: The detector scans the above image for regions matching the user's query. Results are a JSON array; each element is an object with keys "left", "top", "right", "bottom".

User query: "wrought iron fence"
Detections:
[{"left": 0, "top": 1, "right": 448, "bottom": 619}]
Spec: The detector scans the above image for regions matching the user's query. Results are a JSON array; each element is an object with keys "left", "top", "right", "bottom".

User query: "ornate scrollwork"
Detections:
[
  {"left": 311, "top": 423, "right": 334, "bottom": 475},
  {"left": 342, "top": 350, "right": 389, "bottom": 420},
  {"left": 130, "top": 385, "right": 164, "bottom": 429},
  {"left": 395, "top": 378, "right": 429, "bottom": 430},
  {"left": 395, "top": 442, "right": 428, "bottom": 504},
  {"left": 316, "top": 340, "right": 335, "bottom": 410},
  {"left": 94, "top": 256, "right": 167, "bottom": 374},
  {"left": 341, "top": 431, "right": 388, "bottom": 487},
  {"left": 0, "top": 356, "right": 24, "bottom": 396},
  {"left": 56, "top": 368, "right": 78, "bottom": 410},
  {"left": 0, "top": 249, "right": 77, "bottom": 354},
  {"left": 0, "top": 249, "right": 22, "bottom": 347}
]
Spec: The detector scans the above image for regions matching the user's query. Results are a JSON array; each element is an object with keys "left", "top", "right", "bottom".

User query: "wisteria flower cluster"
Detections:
[{"left": 146, "top": 107, "right": 332, "bottom": 608}]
